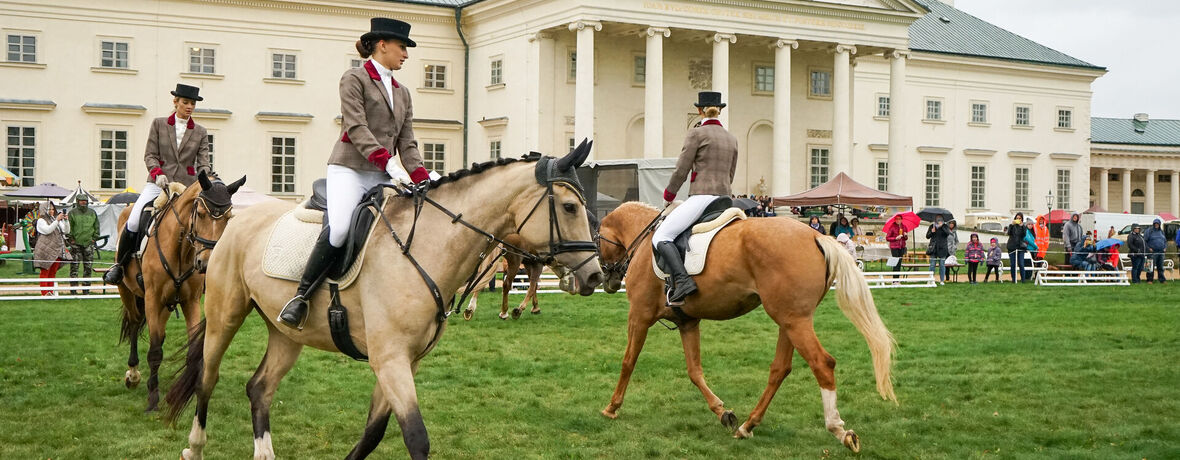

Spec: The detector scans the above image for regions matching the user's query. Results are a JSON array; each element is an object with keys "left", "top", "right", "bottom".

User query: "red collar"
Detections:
[
  {"left": 701, "top": 119, "right": 723, "bottom": 127},
  {"left": 167, "top": 113, "right": 195, "bottom": 129},
  {"left": 363, "top": 60, "right": 400, "bottom": 88}
]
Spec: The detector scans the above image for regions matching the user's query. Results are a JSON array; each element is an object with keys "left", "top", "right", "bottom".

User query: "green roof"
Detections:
[
  {"left": 1092, "top": 117, "right": 1180, "bottom": 147},
  {"left": 910, "top": 0, "right": 1104, "bottom": 70}
]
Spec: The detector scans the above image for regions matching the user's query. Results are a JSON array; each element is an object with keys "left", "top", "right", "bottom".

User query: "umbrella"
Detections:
[
  {"left": 59, "top": 182, "right": 101, "bottom": 206},
  {"left": 917, "top": 207, "right": 954, "bottom": 222},
  {"left": 1095, "top": 238, "right": 1122, "bottom": 250},
  {"left": 1039, "top": 209, "right": 1072, "bottom": 224},
  {"left": 734, "top": 197, "right": 760, "bottom": 212},
  {"left": 0, "top": 165, "right": 18, "bottom": 186},
  {"left": 884, "top": 211, "right": 921, "bottom": 233},
  {"left": 4, "top": 182, "right": 71, "bottom": 199},
  {"left": 106, "top": 191, "right": 140, "bottom": 205}
]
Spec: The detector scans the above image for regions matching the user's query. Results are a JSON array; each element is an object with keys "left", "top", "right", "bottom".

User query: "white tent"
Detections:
[
  {"left": 585, "top": 158, "right": 679, "bottom": 207},
  {"left": 231, "top": 185, "right": 282, "bottom": 208}
]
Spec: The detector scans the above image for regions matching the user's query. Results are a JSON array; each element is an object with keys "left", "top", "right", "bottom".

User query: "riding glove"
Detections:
[
  {"left": 385, "top": 160, "right": 412, "bottom": 186},
  {"left": 155, "top": 174, "right": 169, "bottom": 189}
]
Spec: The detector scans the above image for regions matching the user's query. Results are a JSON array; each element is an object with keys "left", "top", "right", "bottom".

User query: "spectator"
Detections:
[
  {"left": 926, "top": 216, "right": 951, "bottom": 285},
  {"left": 965, "top": 233, "right": 984, "bottom": 284},
  {"left": 1127, "top": 223, "right": 1146, "bottom": 283},
  {"left": 829, "top": 212, "right": 844, "bottom": 236},
  {"left": 836, "top": 233, "right": 857, "bottom": 258},
  {"left": 945, "top": 220, "right": 959, "bottom": 257},
  {"left": 984, "top": 237, "right": 1002, "bottom": 282},
  {"left": 1108, "top": 226, "right": 1116, "bottom": 238},
  {"left": 1006, "top": 212, "right": 1030, "bottom": 283},
  {"left": 34, "top": 202, "right": 70, "bottom": 296},
  {"left": 832, "top": 215, "right": 853, "bottom": 238},
  {"left": 67, "top": 196, "right": 100, "bottom": 295},
  {"left": 1106, "top": 244, "right": 1122, "bottom": 271},
  {"left": 1070, "top": 236, "right": 1097, "bottom": 271},
  {"left": 850, "top": 217, "right": 863, "bottom": 237},
  {"left": 1144, "top": 218, "right": 1168, "bottom": 284},
  {"left": 1034, "top": 216, "right": 1050, "bottom": 261},
  {"left": 1023, "top": 220, "right": 1038, "bottom": 279},
  {"left": 885, "top": 216, "right": 908, "bottom": 275},
  {"left": 809, "top": 216, "right": 826, "bottom": 235},
  {"left": 1063, "top": 212, "right": 1083, "bottom": 262}
]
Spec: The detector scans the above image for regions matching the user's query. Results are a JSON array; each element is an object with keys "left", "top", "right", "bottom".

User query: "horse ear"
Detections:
[
  {"left": 198, "top": 170, "right": 213, "bottom": 191},
  {"left": 555, "top": 138, "right": 590, "bottom": 172},
  {"left": 574, "top": 139, "right": 593, "bottom": 168},
  {"left": 226, "top": 175, "right": 246, "bottom": 195}
]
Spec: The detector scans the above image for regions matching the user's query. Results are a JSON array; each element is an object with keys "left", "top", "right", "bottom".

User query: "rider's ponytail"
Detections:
[{"left": 704, "top": 106, "right": 721, "bottom": 118}]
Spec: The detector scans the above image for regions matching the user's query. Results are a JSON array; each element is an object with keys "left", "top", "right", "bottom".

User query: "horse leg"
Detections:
[
  {"left": 788, "top": 320, "right": 859, "bottom": 452},
  {"left": 344, "top": 384, "right": 392, "bottom": 460},
  {"left": 677, "top": 320, "right": 734, "bottom": 429},
  {"left": 505, "top": 257, "right": 522, "bottom": 319},
  {"left": 734, "top": 326, "right": 795, "bottom": 439},
  {"left": 526, "top": 261, "right": 542, "bottom": 314},
  {"left": 179, "top": 294, "right": 254, "bottom": 460},
  {"left": 372, "top": 358, "right": 430, "bottom": 460},
  {"left": 143, "top": 295, "right": 170, "bottom": 413},
  {"left": 247, "top": 322, "right": 304, "bottom": 460},
  {"left": 602, "top": 314, "right": 655, "bottom": 419},
  {"left": 121, "top": 289, "right": 144, "bottom": 389}
]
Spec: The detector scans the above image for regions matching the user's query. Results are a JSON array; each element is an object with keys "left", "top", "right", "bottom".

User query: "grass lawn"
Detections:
[{"left": 0, "top": 283, "right": 1178, "bottom": 459}]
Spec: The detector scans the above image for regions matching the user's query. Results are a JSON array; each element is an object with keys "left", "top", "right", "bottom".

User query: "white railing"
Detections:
[
  {"left": 506, "top": 272, "right": 623, "bottom": 294},
  {"left": 1036, "top": 270, "right": 1129, "bottom": 286},
  {"left": 831, "top": 271, "right": 937, "bottom": 290},
  {"left": 0, "top": 276, "right": 120, "bottom": 300}
]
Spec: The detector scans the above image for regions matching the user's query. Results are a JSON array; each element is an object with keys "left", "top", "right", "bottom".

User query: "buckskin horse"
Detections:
[
  {"left": 595, "top": 201, "right": 895, "bottom": 452},
  {"left": 114, "top": 172, "right": 245, "bottom": 413},
  {"left": 163, "top": 144, "right": 603, "bottom": 460}
]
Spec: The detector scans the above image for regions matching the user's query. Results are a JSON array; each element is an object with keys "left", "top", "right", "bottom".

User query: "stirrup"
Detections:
[{"left": 277, "top": 295, "right": 309, "bottom": 330}]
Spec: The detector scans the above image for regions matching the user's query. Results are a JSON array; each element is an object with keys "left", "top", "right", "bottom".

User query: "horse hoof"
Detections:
[
  {"left": 720, "top": 410, "right": 738, "bottom": 431},
  {"left": 125, "top": 376, "right": 139, "bottom": 389},
  {"left": 733, "top": 425, "right": 753, "bottom": 439},
  {"left": 181, "top": 448, "right": 201, "bottom": 460},
  {"left": 499, "top": 313, "right": 509, "bottom": 320},
  {"left": 531, "top": 309, "right": 541, "bottom": 315},
  {"left": 462, "top": 309, "right": 474, "bottom": 321},
  {"left": 600, "top": 408, "right": 619, "bottom": 419},
  {"left": 843, "top": 431, "right": 860, "bottom": 453},
  {"left": 511, "top": 308, "right": 523, "bottom": 319}
]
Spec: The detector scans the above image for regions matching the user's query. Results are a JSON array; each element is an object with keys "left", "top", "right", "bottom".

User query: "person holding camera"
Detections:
[{"left": 34, "top": 201, "right": 70, "bottom": 296}]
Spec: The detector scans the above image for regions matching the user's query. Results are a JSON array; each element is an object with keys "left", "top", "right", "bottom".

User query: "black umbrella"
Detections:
[
  {"left": 106, "top": 191, "right": 140, "bottom": 205},
  {"left": 917, "top": 207, "right": 954, "bottom": 222},
  {"left": 734, "top": 197, "right": 760, "bottom": 211}
]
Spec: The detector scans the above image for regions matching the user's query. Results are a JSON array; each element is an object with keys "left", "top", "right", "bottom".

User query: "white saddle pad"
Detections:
[
  {"left": 261, "top": 207, "right": 369, "bottom": 289},
  {"left": 653, "top": 208, "right": 746, "bottom": 278}
]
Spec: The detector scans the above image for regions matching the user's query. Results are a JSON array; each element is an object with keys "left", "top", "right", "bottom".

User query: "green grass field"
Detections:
[{"left": 0, "top": 283, "right": 1178, "bottom": 459}]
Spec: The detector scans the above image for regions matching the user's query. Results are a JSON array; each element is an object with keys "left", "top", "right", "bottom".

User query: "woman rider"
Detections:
[
  {"left": 104, "top": 83, "right": 211, "bottom": 285},
  {"left": 651, "top": 91, "right": 738, "bottom": 304},
  {"left": 278, "top": 17, "right": 431, "bottom": 329}
]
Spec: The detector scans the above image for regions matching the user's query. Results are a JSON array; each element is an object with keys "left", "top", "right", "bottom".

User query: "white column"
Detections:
[
  {"left": 1145, "top": 169, "right": 1157, "bottom": 214},
  {"left": 1099, "top": 167, "right": 1109, "bottom": 211},
  {"left": 570, "top": 20, "right": 601, "bottom": 159},
  {"left": 832, "top": 44, "right": 856, "bottom": 175},
  {"left": 1172, "top": 170, "right": 1179, "bottom": 217},
  {"left": 710, "top": 33, "right": 736, "bottom": 126},
  {"left": 771, "top": 39, "right": 797, "bottom": 196},
  {"left": 1122, "top": 169, "right": 1132, "bottom": 213},
  {"left": 644, "top": 27, "right": 669, "bottom": 159},
  {"left": 526, "top": 32, "right": 552, "bottom": 153},
  {"left": 887, "top": 50, "right": 908, "bottom": 196}
]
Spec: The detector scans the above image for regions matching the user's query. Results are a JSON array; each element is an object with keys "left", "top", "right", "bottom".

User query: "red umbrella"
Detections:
[
  {"left": 885, "top": 211, "right": 921, "bottom": 233},
  {"left": 1039, "top": 209, "right": 1072, "bottom": 224}
]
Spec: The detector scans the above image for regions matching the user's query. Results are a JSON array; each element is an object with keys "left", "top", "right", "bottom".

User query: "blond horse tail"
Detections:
[{"left": 815, "top": 235, "right": 897, "bottom": 403}]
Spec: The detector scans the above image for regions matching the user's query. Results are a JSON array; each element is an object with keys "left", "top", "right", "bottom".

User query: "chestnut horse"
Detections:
[
  {"left": 163, "top": 148, "right": 603, "bottom": 460},
  {"left": 595, "top": 202, "right": 895, "bottom": 452},
  {"left": 460, "top": 238, "right": 546, "bottom": 321},
  {"left": 114, "top": 172, "right": 245, "bottom": 412}
]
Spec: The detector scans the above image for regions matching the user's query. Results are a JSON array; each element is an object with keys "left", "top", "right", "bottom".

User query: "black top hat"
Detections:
[
  {"left": 361, "top": 18, "right": 417, "bottom": 48},
  {"left": 170, "top": 83, "right": 203, "bottom": 102},
  {"left": 694, "top": 91, "right": 726, "bottom": 108}
]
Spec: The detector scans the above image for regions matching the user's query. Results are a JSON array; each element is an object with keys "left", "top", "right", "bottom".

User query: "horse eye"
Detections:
[{"left": 563, "top": 203, "right": 577, "bottom": 214}]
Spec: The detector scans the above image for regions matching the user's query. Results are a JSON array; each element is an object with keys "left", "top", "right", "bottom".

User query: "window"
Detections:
[
  {"left": 6, "top": 126, "right": 35, "bottom": 186},
  {"left": 100, "top": 41, "right": 129, "bottom": 69},
  {"left": 424, "top": 64, "right": 447, "bottom": 89},
  {"left": 1014, "top": 167, "right": 1029, "bottom": 209},
  {"left": 1056, "top": 169, "right": 1071, "bottom": 209},
  {"left": 206, "top": 134, "right": 215, "bottom": 170},
  {"left": 1109, "top": 173, "right": 1120, "bottom": 182},
  {"left": 490, "top": 58, "right": 503, "bottom": 85},
  {"left": 1014, "top": 105, "right": 1031, "bottom": 126},
  {"left": 877, "top": 161, "right": 888, "bottom": 192},
  {"left": 568, "top": 137, "right": 576, "bottom": 153},
  {"left": 971, "top": 102, "right": 988, "bottom": 123},
  {"left": 350, "top": 59, "right": 363, "bottom": 69},
  {"left": 189, "top": 46, "right": 215, "bottom": 74},
  {"left": 271, "top": 53, "right": 296, "bottom": 79},
  {"left": 924, "top": 163, "right": 940, "bottom": 207},
  {"left": 809, "top": 69, "right": 831, "bottom": 97},
  {"left": 1057, "top": 108, "right": 1072, "bottom": 129},
  {"left": 633, "top": 55, "right": 645, "bottom": 85},
  {"left": 6, "top": 34, "right": 35, "bottom": 62},
  {"left": 970, "top": 166, "right": 986, "bottom": 208},
  {"left": 1161, "top": 174, "right": 1172, "bottom": 183},
  {"left": 925, "top": 98, "right": 942, "bottom": 121},
  {"left": 876, "top": 95, "right": 890, "bottom": 117},
  {"left": 809, "top": 147, "right": 830, "bottom": 188},
  {"left": 99, "top": 130, "right": 128, "bottom": 189},
  {"left": 489, "top": 140, "right": 501, "bottom": 160},
  {"left": 568, "top": 50, "right": 577, "bottom": 81},
  {"left": 270, "top": 137, "right": 295, "bottom": 193},
  {"left": 423, "top": 143, "right": 445, "bottom": 172},
  {"left": 753, "top": 65, "right": 774, "bottom": 93}
]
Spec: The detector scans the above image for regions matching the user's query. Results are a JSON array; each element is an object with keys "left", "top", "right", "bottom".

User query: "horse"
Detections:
[
  {"left": 163, "top": 146, "right": 603, "bottom": 460},
  {"left": 114, "top": 172, "right": 245, "bottom": 413},
  {"left": 594, "top": 202, "right": 895, "bottom": 452},
  {"left": 460, "top": 236, "right": 547, "bottom": 321}
]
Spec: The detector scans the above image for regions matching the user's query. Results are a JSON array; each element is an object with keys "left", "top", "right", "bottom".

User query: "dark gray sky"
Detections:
[{"left": 955, "top": 0, "right": 1180, "bottom": 120}]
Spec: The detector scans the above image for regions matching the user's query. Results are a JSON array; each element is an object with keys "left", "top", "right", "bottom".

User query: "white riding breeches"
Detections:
[
  {"left": 652, "top": 194, "right": 722, "bottom": 247},
  {"left": 126, "top": 182, "right": 164, "bottom": 233},
  {"left": 326, "top": 164, "right": 392, "bottom": 248}
]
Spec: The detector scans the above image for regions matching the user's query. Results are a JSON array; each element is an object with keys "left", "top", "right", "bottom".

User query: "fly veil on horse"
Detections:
[
  {"left": 595, "top": 201, "right": 895, "bottom": 452},
  {"left": 163, "top": 143, "right": 604, "bottom": 460},
  {"left": 113, "top": 171, "right": 245, "bottom": 412}
]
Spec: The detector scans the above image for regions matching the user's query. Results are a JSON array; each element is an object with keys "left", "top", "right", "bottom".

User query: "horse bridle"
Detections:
[
  {"left": 151, "top": 187, "right": 233, "bottom": 302},
  {"left": 595, "top": 209, "right": 665, "bottom": 282}
]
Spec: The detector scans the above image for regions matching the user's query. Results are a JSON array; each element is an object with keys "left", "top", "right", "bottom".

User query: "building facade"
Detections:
[
  {"left": 1089, "top": 114, "right": 1180, "bottom": 217},
  {"left": 2, "top": 0, "right": 1106, "bottom": 222}
]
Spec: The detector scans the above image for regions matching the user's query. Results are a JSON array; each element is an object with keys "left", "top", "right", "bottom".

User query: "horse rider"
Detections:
[
  {"left": 651, "top": 91, "right": 739, "bottom": 304},
  {"left": 277, "top": 17, "right": 431, "bottom": 329},
  {"left": 104, "top": 83, "right": 211, "bottom": 285}
]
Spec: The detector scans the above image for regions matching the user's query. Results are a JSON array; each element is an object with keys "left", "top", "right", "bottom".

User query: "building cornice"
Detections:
[
  {"left": 0, "top": 98, "right": 56, "bottom": 111},
  {"left": 81, "top": 103, "right": 147, "bottom": 116},
  {"left": 256, "top": 111, "right": 314, "bottom": 123},
  {"left": 910, "top": 51, "right": 1107, "bottom": 80},
  {"left": 195, "top": 108, "right": 234, "bottom": 120}
]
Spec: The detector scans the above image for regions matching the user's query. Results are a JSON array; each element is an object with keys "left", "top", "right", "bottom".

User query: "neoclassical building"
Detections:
[
  {"left": 2, "top": 0, "right": 1108, "bottom": 221},
  {"left": 1089, "top": 114, "right": 1180, "bottom": 217}
]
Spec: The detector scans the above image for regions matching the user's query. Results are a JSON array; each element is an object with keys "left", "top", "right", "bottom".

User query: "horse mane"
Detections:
[
  {"left": 426, "top": 153, "right": 541, "bottom": 188},
  {"left": 154, "top": 182, "right": 191, "bottom": 208}
]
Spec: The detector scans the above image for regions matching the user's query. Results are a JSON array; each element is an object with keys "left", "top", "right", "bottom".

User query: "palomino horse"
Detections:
[
  {"left": 163, "top": 147, "right": 603, "bottom": 460},
  {"left": 114, "top": 172, "right": 245, "bottom": 412},
  {"left": 460, "top": 236, "right": 547, "bottom": 321},
  {"left": 595, "top": 202, "right": 895, "bottom": 452}
]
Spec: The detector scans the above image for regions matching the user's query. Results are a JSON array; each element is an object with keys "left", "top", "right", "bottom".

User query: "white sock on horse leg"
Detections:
[
  {"left": 253, "top": 431, "right": 274, "bottom": 460},
  {"left": 822, "top": 388, "right": 847, "bottom": 439}
]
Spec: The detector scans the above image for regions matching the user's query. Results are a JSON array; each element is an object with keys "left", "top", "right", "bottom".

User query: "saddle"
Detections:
[{"left": 652, "top": 196, "right": 747, "bottom": 278}]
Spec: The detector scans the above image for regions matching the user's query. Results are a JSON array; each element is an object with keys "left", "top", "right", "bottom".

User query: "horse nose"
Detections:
[{"left": 580, "top": 271, "right": 603, "bottom": 295}]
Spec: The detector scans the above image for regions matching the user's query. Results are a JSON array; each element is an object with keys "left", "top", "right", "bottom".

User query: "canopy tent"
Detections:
[
  {"left": 59, "top": 182, "right": 101, "bottom": 206},
  {"left": 4, "top": 182, "right": 71, "bottom": 200},
  {"left": 230, "top": 185, "right": 282, "bottom": 208},
  {"left": 771, "top": 172, "right": 913, "bottom": 208},
  {"left": 1038, "top": 209, "right": 1073, "bottom": 224}
]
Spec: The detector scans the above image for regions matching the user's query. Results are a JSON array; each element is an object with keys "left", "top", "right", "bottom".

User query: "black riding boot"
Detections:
[
  {"left": 277, "top": 231, "right": 341, "bottom": 330},
  {"left": 103, "top": 229, "right": 139, "bottom": 285},
  {"left": 654, "top": 241, "right": 698, "bottom": 304}
]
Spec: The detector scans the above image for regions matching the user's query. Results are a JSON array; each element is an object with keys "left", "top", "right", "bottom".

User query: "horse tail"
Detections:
[
  {"left": 119, "top": 296, "right": 146, "bottom": 344},
  {"left": 163, "top": 319, "right": 206, "bottom": 424},
  {"left": 815, "top": 235, "right": 897, "bottom": 403}
]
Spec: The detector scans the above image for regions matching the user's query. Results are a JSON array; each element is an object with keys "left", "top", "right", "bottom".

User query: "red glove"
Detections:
[
  {"left": 663, "top": 189, "right": 676, "bottom": 202},
  {"left": 367, "top": 148, "right": 392, "bottom": 170},
  {"left": 149, "top": 167, "right": 164, "bottom": 181}
]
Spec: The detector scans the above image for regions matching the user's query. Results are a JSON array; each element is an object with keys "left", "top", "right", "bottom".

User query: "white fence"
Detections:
[
  {"left": 1036, "top": 270, "right": 1129, "bottom": 286},
  {"left": 0, "top": 276, "right": 120, "bottom": 300},
  {"left": 505, "top": 271, "right": 622, "bottom": 294}
]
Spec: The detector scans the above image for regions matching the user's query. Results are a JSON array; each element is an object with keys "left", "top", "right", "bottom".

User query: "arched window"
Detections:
[{"left": 1132, "top": 189, "right": 1145, "bottom": 197}]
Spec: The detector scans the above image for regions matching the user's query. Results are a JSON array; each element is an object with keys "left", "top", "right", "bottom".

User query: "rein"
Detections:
[
  {"left": 596, "top": 207, "right": 666, "bottom": 282},
  {"left": 148, "top": 192, "right": 231, "bottom": 305}
]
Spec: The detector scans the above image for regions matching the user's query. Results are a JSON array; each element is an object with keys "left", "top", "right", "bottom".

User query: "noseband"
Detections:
[
  {"left": 595, "top": 208, "right": 666, "bottom": 282},
  {"left": 152, "top": 185, "right": 233, "bottom": 302}
]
